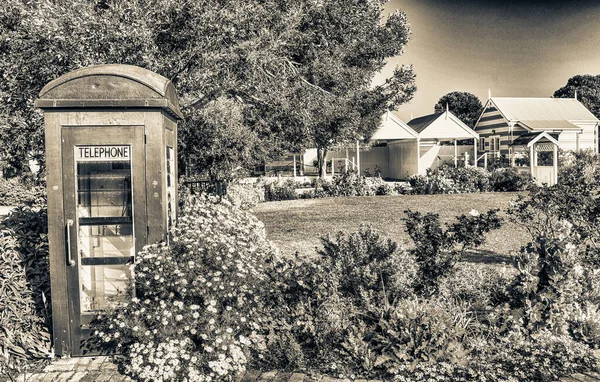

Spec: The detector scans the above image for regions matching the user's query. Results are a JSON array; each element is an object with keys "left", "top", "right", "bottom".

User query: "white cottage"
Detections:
[{"left": 326, "top": 109, "right": 479, "bottom": 179}]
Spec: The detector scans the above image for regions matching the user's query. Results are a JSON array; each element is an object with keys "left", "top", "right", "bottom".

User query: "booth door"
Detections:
[{"left": 62, "top": 125, "right": 146, "bottom": 355}]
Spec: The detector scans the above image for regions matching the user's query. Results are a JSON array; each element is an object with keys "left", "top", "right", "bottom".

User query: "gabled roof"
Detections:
[
  {"left": 407, "top": 111, "right": 479, "bottom": 139},
  {"left": 486, "top": 97, "right": 598, "bottom": 130},
  {"left": 370, "top": 111, "right": 418, "bottom": 140},
  {"left": 406, "top": 113, "right": 441, "bottom": 134},
  {"left": 510, "top": 131, "right": 560, "bottom": 147}
]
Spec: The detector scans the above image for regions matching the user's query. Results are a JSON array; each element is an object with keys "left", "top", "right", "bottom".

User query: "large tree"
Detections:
[
  {"left": 553, "top": 74, "right": 600, "bottom": 120},
  {"left": 434, "top": 91, "right": 482, "bottom": 128},
  {"left": 0, "top": 0, "right": 415, "bottom": 179}
]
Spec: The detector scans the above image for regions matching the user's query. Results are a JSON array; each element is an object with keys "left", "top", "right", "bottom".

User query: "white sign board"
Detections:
[{"left": 76, "top": 145, "right": 131, "bottom": 162}]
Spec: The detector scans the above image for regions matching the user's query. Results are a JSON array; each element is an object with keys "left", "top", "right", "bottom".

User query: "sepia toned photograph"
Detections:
[{"left": 1, "top": 0, "right": 600, "bottom": 381}]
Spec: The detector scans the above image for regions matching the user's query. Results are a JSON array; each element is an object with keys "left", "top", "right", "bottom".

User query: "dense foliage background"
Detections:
[{"left": 0, "top": 0, "right": 416, "bottom": 180}]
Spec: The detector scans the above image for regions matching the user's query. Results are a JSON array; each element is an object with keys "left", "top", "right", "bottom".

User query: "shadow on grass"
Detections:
[{"left": 461, "top": 249, "right": 515, "bottom": 265}]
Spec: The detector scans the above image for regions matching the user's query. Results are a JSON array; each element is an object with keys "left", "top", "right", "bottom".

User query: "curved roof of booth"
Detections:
[{"left": 35, "top": 64, "right": 183, "bottom": 119}]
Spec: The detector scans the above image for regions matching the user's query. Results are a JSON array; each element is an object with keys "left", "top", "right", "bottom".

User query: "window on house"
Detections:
[
  {"left": 489, "top": 136, "right": 500, "bottom": 153},
  {"left": 479, "top": 138, "right": 485, "bottom": 151}
]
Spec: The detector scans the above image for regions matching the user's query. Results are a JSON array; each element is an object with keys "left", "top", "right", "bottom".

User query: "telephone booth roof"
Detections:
[{"left": 35, "top": 64, "right": 183, "bottom": 120}]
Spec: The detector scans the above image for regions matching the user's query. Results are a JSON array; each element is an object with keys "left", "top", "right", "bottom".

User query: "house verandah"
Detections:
[
  {"left": 509, "top": 132, "right": 560, "bottom": 186},
  {"left": 324, "top": 109, "right": 480, "bottom": 180}
]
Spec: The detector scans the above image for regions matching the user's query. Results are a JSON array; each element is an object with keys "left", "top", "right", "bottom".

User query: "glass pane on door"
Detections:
[{"left": 75, "top": 146, "right": 134, "bottom": 313}]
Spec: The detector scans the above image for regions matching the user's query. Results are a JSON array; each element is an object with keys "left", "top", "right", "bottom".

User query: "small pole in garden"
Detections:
[{"left": 454, "top": 140, "right": 458, "bottom": 167}]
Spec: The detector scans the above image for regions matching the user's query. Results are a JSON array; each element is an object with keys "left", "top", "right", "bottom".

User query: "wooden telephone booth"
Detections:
[{"left": 35, "top": 64, "right": 183, "bottom": 356}]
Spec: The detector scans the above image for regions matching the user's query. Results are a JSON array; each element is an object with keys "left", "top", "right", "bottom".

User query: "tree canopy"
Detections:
[
  {"left": 0, "top": 0, "right": 416, "bottom": 179},
  {"left": 434, "top": 91, "right": 482, "bottom": 128},
  {"left": 553, "top": 74, "right": 600, "bottom": 120}
]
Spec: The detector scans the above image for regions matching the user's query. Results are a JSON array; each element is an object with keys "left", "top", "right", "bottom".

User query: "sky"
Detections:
[{"left": 375, "top": 0, "right": 600, "bottom": 121}]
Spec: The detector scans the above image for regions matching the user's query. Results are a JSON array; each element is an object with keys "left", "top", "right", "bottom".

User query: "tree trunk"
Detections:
[{"left": 317, "top": 147, "right": 328, "bottom": 178}]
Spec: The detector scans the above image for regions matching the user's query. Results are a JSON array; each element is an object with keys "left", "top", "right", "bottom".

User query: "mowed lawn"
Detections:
[{"left": 252, "top": 192, "right": 531, "bottom": 265}]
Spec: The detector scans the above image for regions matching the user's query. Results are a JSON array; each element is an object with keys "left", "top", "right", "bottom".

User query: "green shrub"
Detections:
[
  {"left": 490, "top": 168, "right": 532, "bottom": 192},
  {"left": 88, "top": 194, "right": 280, "bottom": 381},
  {"left": 438, "top": 165, "right": 491, "bottom": 193},
  {"left": 0, "top": 177, "right": 45, "bottom": 206},
  {"left": 393, "top": 332, "right": 598, "bottom": 382},
  {"left": 264, "top": 179, "right": 299, "bottom": 201},
  {"left": 408, "top": 172, "right": 455, "bottom": 194},
  {"left": 308, "top": 171, "right": 393, "bottom": 198},
  {"left": 226, "top": 179, "right": 265, "bottom": 209},
  {"left": 404, "top": 209, "right": 503, "bottom": 296},
  {"left": 0, "top": 200, "right": 51, "bottom": 377},
  {"left": 318, "top": 227, "right": 416, "bottom": 311},
  {"left": 409, "top": 165, "right": 533, "bottom": 194},
  {"left": 259, "top": 227, "right": 416, "bottom": 375},
  {"left": 372, "top": 297, "right": 471, "bottom": 376},
  {"left": 438, "top": 263, "right": 513, "bottom": 311}
]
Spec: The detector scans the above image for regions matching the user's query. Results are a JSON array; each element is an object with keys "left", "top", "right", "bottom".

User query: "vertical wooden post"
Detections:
[
  {"left": 484, "top": 153, "right": 487, "bottom": 169},
  {"left": 553, "top": 144, "right": 558, "bottom": 185},
  {"left": 464, "top": 152, "right": 469, "bottom": 167},
  {"left": 454, "top": 140, "right": 458, "bottom": 168},
  {"left": 293, "top": 154, "right": 297, "bottom": 177},
  {"left": 530, "top": 144, "right": 535, "bottom": 179},
  {"left": 356, "top": 139, "right": 360, "bottom": 174},
  {"left": 473, "top": 138, "right": 478, "bottom": 167},
  {"left": 416, "top": 138, "right": 421, "bottom": 175}
]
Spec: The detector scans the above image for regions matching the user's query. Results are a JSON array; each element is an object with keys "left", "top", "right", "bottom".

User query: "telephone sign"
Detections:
[{"left": 76, "top": 145, "right": 131, "bottom": 161}]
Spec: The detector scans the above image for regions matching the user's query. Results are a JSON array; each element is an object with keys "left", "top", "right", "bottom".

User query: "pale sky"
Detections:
[{"left": 376, "top": 0, "right": 600, "bottom": 121}]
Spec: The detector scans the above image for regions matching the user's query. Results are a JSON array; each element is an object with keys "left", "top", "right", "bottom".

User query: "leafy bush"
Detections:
[
  {"left": 507, "top": 162, "right": 600, "bottom": 345},
  {"left": 489, "top": 168, "right": 532, "bottom": 192},
  {"left": 226, "top": 179, "right": 265, "bottom": 209},
  {"left": 438, "top": 165, "right": 491, "bottom": 193},
  {"left": 409, "top": 165, "right": 533, "bottom": 194},
  {"left": 0, "top": 199, "right": 51, "bottom": 376},
  {"left": 88, "top": 194, "right": 280, "bottom": 381},
  {"left": 438, "top": 263, "right": 513, "bottom": 311},
  {"left": 408, "top": 172, "right": 455, "bottom": 194},
  {"left": 393, "top": 331, "right": 598, "bottom": 382},
  {"left": 0, "top": 177, "right": 45, "bottom": 206},
  {"left": 372, "top": 297, "right": 471, "bottom": 375},
  {"left": 404, "top": 209, "right": 503, "bottom": 296},
  {"left": 308, "top": 170, "right": 393, "bottom": 198},
  {"left": 318, "top": 227, "right": 416, "bottom": 311},
  {"left": 264, "top": 179, "right": 299, "bottom": 202},
  {"left": 258, "top": 226, "right": 416, "bottom": 375}
]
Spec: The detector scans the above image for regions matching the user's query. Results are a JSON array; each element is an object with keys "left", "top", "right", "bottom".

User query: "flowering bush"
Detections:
[
  {"left": 409, "top": 165, "right": 532, "bottom": 194},
  {"left": 88, "top": 194, "right": 280, "bottom": 381},
  {"left": 309, "top": 170, "right": 393, "bottom": 198},
  {"left": 226, "top": 179, "right": 265, "bottom": 209}
]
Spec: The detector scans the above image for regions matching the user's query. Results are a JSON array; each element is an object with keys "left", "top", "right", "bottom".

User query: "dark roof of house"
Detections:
[
  {"left": 510, "top": 132, "right": 560, "bottom": 146},
  {"left": 406, "top": 113, "right": 443, "bottom": 134}
]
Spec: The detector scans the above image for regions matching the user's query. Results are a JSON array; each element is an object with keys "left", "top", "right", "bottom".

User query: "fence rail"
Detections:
[{"left": 183, "top": 180, "right": 228, "bottom": 196}]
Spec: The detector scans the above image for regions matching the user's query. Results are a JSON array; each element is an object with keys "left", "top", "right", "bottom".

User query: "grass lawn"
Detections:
[{"left": 252, "top": 192, "right": 531, "bottom": 266}]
